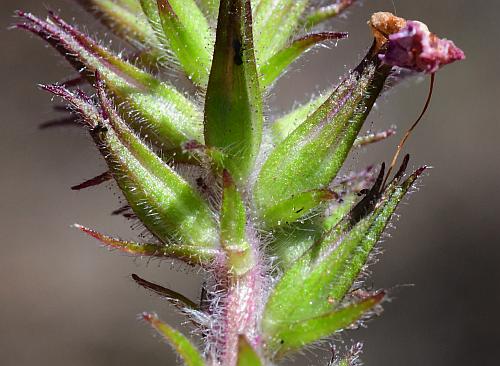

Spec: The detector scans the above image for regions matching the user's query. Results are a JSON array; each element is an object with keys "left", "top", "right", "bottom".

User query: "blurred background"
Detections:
[{"left": 1, "top": 0, "right": 499, "bottom": 365}]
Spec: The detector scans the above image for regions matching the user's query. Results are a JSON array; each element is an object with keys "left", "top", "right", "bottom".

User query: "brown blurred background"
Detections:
[{"left": 1, "top": 0, "right": 499, "bottom": 365}]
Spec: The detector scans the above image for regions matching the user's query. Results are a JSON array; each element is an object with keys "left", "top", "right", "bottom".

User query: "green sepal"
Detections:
[
  {"left": 254, "top": 61, "right": 391, "bottom": 220},
  {"left": 253, "top": 0, "right": 309, "bottom": 64},
  {"left": 301, "top": 1, "right": 356, "bottom": 30},
  {"left": 271, "top": 90, "right": 331, "bottom": 143},
  {"left": 204, "top": 0, "right": 263, "bottom": 181},
  {"left": 156, "top": 0, "right": 213, "bottom": 86},
  {"left": 266, "top": 292, "right": 384, "bottom": 357},
  {"left": 321, "top": 164, "right": 422, "bottom": 305},
  {"left": 93, "top": 80, "right": 217, "bottom": 249},
  {"left": 260, "top": 32, "right": 347, "bottom": 89},
  {"left": 262, "top": 189, "right": 337, "bottom": 228},
  {"left": 142, "top": 313, "right": 205, "bottom": 366},
  {"left": 221, "top": 170, "right": 254, "bottom": 276},
  {"left": 75, "top": 224, "right": 218, "bottom": 265},
  {"left": 20, "top": 12, "right": 203, "bottom": 151},
  {"left": 237, "top": 335, "right": 262, "bottom": 366},
  {"left": 262, "top": 166, "right": 423, "bottom": 334}
]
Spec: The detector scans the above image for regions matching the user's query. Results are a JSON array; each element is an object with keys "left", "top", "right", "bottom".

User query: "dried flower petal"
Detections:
[{"left": 381, "top": 20, "right": 465, "bottom": 73}]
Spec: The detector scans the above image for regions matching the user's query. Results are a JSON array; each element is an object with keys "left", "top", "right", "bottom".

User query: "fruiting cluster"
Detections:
[{"left": 18, "top": 1, "right": 463, "bottom": 365}]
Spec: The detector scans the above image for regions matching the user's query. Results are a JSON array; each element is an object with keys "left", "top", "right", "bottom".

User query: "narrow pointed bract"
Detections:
[
  {"left": 156, "top": 0, "right": 213, "bottom": 86},
  {"left": 132, "top": 274, "right": 200, "bottom": 310},
  {"left": 259, "top": 32, "right": 348, "bottom": 88},
  {"left": 75, "top": 224, "right": 218, "bottom": 264},
  {"left": 19, "top": 11, "right": 203, "bottom": 150},
  {"left": 267, "top": 292, "right": 385, "bottom": 357},
  {"left": 142, "top": 313, "right": 205, "bottom": 366},
  {"left": 302, "top": 0, "right": 356, "bottom": 29},
  {"left": 253, "top": 0, "right": 309, "bottom": 64},
  {"left": 71, "top": 171, "right": 112, "bottom": 190},
  {"left": 94, "top": 78, "right": 218, "bottom": 248},
  {"left": 271, "top": 90, "right": 331, "bottom": 143},
  {"left": 254, "top": 58, "right": 391, "bottom": 224},
  {"left": 262, "top": 165, "right": 424, "bottom": 337}
]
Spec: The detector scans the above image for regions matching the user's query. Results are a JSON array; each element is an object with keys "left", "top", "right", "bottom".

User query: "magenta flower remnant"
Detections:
[{"left": 376, "top": 14, "right": 465, "bottom": 73}]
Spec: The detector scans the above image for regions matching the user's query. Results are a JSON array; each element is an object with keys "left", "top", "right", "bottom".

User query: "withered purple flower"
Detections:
[{"left": 380, "top": 18, "right": 465, "bottom": 73}]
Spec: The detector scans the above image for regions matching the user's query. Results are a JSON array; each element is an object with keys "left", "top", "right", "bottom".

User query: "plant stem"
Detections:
[
  {"left": 212, "top": 221, "right": 264, "bottom": 366},
  {"left": 221, "top": 265, "right": 263, "bottom": 365}
]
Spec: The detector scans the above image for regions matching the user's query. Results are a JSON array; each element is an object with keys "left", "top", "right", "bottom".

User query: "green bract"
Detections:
[
  {"left": 203, "top": 0, "right": 263, "bottom": 181},
  {"left": 19, "top": 2, "right": 463, "bottom": 365},
  {"left": 142, "top": 313, "right": 205, "bottom": 366},
  {"left": 254, "top": 61, "right": 392, "bottom": 227}
]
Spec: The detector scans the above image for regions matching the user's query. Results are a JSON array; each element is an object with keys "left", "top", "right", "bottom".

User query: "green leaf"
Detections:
[
  {"left": 266, "top": 292, "right": 384, "bottom": 356},
  {"left": 142, "top": 313, "right": 205, "bottom": 366},
  {"left": 253, "top": 0, "right": 309, "bottom": 64},
  {"left": 156, "top": 0, "right": 213, "bottom": 86},
  {"left": 262, "top": 166, "right": 423, "bottom": 335},
  {"left": 261, "top": 189, "right": 337, "bottom": 228},
  {"left": 271, "top": 90, "right": 331, "bottom": 143},
  {"left": 301, "top": 1, "right": 356, "bottom": 30},
  {"left": 220, "top": 170, "right": 254, "bottom": 275},
  {"left": 75, "top": 225, "right": 218, "bottom": 265},
  {"left": 259, "top": 32, "right": 347, "bottom": 89},
  {"left": 20, "top": 12, "right": 203, "bottom": 151},
  {"left": 254, "top": 61, "right": 391, "bottom": 221},
  {"left": 237, "top": 336, "right": 262, "bottom": 366},
  {"left": 93, "top": 79, "right": 218, "bottom": 248},
  {"left": 204, "top": 0, "right": 263, "bottom": 181}
]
